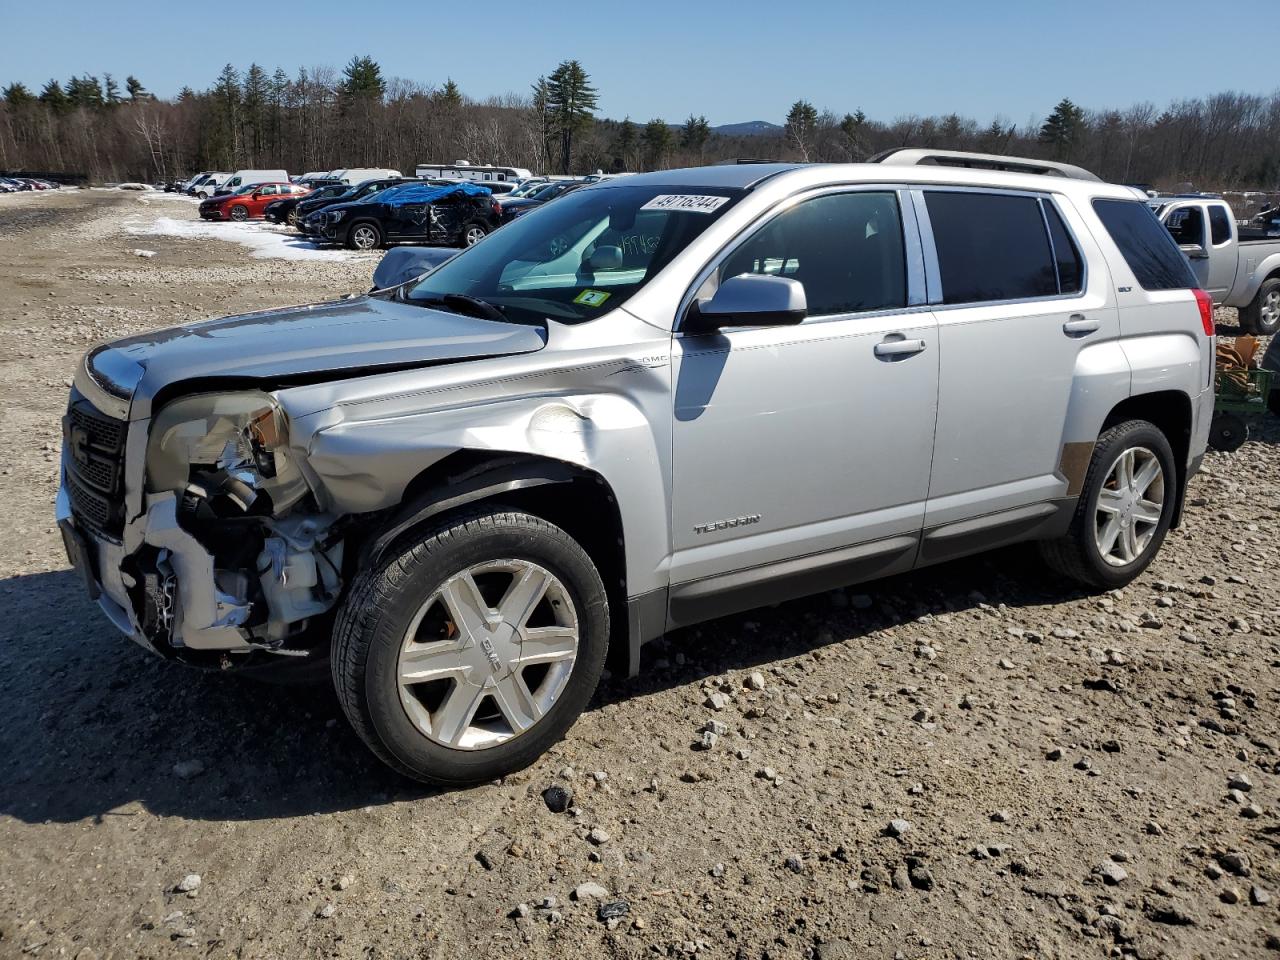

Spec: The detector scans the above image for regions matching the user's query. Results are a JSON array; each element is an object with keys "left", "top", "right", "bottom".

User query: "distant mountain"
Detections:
[{"left": 711, "top": 120, "right": 784, "bottom": 137}]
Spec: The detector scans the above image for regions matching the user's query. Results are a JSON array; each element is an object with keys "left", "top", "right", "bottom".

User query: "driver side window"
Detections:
[{"left": 718, "top": 192, "right": 907, "bottom": 316}]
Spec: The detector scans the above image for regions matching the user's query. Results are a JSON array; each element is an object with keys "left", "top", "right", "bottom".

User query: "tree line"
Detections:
[{"left": 2, "top": 57, "right": 1280, "bottom": 192}]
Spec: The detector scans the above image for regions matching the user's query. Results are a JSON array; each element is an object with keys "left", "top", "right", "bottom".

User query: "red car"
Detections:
[{"left": 199, "top": 183, "right": 310, "bottom": 222}]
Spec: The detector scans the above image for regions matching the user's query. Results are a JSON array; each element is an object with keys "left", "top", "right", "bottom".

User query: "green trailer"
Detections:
[{"left": 1208, "top": 366, "right": 1275, "bottom": 451}]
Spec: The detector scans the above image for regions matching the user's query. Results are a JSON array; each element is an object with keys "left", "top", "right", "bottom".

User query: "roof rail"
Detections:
[{"left": 869, "top": 147, "right": 1101, "bottom": 182}]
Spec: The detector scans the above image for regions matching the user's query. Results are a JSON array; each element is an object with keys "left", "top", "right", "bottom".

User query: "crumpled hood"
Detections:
[{"left": 88, "top": 295, "right": 547, "bottom": 419}]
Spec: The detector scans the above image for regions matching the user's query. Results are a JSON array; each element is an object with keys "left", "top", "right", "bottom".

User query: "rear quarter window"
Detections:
[{"left": 1092, "top": 199, "right": 1197, "bottom": 291}]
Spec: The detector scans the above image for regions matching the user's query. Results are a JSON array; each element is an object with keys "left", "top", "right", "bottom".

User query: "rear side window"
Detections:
[
  {"left": 1209, "top": 205, "right": 1232, "bottom": 245},
  {"left": 1043, "top": 201, "right": 1084, "bottom": 295},
  {"left": 1092, "top": 199, "right": 1197, "bottom": 291},
  {"left": 925, "top": 191, "right": 1057, "bottom": 303}
]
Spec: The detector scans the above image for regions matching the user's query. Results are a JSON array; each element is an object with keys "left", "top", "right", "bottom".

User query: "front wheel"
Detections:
[
  {"left": 229, "top": 204, "right": 249, "bottom": 222},
  {"left": 331, "top": 508, "right": 610, "bottom": 786},
  {"left": 347, "top": 221, "right": 382, "bottom": 250},
  {"left": 462, "top": 222, "right": 488, "bottom": 247},
  {"left": 1241, "top": 277, "right": 1280, "bottom": 336},
  {"left": 1039, "top": 419, "right": 1178, "bottom": 589}
]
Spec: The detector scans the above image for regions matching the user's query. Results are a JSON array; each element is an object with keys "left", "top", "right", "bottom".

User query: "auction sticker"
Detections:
[
  {"left": 640, "top": 194, "right": 730, "bottom": 213},
  {"left": 574, "top": 289, "right": 612, "bottom": 307}
]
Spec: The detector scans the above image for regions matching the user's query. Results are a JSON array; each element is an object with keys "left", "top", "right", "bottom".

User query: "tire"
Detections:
[
  {"left": 462, "top": 222, "right": 488, "bottom": 247},
  {"left": 229, "top": 204, "right": 249, "bottom": 222},
  {"left": 331, "top": 508, "right": 610, "bottom": 786},
  {"left": 1208, "top": 411, "right": 1248, "bottom": 452},
  {"left": 347, "top": 221, "right": 382, "bottom": 250},
  {"left": 197, "top": 190, "right": 209, "bottom": 199},
  {"left": 287, "top": 208, "right": 299, "bottom": 227},
  {"left": 1039, "top": 419, "right": 1178, "bottom": 589},
  {"left": 1240, "top": 276, "right": 1280, "bottom": 336}
]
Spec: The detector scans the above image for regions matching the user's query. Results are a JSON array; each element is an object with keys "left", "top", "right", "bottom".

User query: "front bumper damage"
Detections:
[{"left": 56, "top": 411, "right": 344, "bottom": 665}]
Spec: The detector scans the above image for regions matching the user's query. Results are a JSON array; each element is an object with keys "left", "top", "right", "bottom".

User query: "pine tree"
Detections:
[
  {"left": 2, "top": 82, "right": 35, "bottom": 106},
  {"left": 545, "top": 60, "right": 598, "bottom": 174},
  {"left": 339, "top": 55, "right": 386, "bottom": 101},
  {"left": 680, "top": 114, "right": 711, "bottom": 155},
  {"left": 39, "top": 79, "right": 69, "bottom": 113},
  {"left": 1039, "top": 97, "right": 1087, "bottom": 159},
  {"left": 125, "top": 75, "right": 148, "bottom": 101},
  {"left": 66, "top": 75, "right": 104, "bottom": 108},
  {"left": 612, "top": 116, "right": 637, "bottom": 171},
  {"left": 103, "top": 73, "right": 123, "bottom": 105},
  {"left": 438, "top": 79, "right": 463, "bottom": 107},
  {"left": 242, "top": 64, "right": 269, "bottom": 160},
  {"left": 642, "top": 118, "right": 672, "bottom": 170},
  {"left": 212, "top": 64, "right": 242, "bottom": 166},
  {"left": 785, "top": 99, "right": 818, "bottom": 161},
  {"left": 839, "top": 109, "right": 866, "bottom": 160},
  {"left": 530, "top": 76, "right": 553, "bottom": 170}
]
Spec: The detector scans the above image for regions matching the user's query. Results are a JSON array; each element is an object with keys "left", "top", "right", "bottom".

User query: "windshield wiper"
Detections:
[{"left": 413, "top": 293, "right": 507, "bottom": 322}]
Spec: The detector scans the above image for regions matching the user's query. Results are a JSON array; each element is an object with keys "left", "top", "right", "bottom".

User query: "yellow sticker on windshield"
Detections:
[{"left": 574, "top": 289, "right": 611, "bottom": 307}]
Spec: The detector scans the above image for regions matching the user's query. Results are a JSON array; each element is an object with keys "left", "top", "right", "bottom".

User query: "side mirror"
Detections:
[
  {"left": 687, "top": 274, "right": 807, "bottom": 332},
  {"left": 1181, "top": 243, "right": 1209, "bottom": 260},
  {"left": 371, "top": 246, "right": 457, "bottom": 290},
  {"left": 585, "top": 245, "right": 622, "bottom": 271}
]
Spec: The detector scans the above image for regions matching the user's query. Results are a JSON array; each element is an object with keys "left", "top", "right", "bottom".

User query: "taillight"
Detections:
[{"left": 1193, "top": 288, "right": 1214, "bottom": 337}]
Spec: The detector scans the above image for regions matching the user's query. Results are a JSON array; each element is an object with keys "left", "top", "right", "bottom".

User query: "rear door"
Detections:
[{"left": 918, "top": 188, "right": 1118, "bottom": 559}]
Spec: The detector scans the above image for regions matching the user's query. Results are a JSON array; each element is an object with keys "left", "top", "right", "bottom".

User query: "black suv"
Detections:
[
  {"left": 307, "top": 183, "right": 503, "bottom": 250},
  {"left": 294, "top": 177, "right": 417, "bottom": 233},
  {"left": 264, "top": 182, "right": 351, "bottom": 225}
]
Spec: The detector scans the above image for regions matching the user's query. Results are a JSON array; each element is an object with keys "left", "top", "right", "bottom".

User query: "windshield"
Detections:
[
  {"left": 406, "top": 184, "right": 743, "bottom": 325},
  {"left": 529, "top": 182, "right": 569, "bottom": 201}
]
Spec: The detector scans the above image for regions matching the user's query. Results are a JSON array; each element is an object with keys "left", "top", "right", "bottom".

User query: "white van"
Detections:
[
  {"left": 214, "top": 170, "right": 289, "bottom": 196},
  {"left": 328, "top": 168, "right": 401, "bottom": 185},
  {"left": 187, "top": 172, "right": 231, "bottom": 199}
]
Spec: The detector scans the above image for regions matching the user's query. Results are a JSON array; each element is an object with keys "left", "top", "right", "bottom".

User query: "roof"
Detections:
[{"left": 585, "top": 163, "right": 802, "bottom": 191}]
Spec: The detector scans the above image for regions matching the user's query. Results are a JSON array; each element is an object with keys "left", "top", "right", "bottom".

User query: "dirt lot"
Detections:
[{"left": 0, "top": 189, "right": 1277, "bottom": 960}]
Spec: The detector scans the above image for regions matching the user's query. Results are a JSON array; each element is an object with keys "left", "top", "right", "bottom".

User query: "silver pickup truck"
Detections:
[
  {"left": 1150, "top": 196, "right": 1280, "bottom": 334},
  {"left": 60, "top": 149, "right": 1214, "bottom": 785}
]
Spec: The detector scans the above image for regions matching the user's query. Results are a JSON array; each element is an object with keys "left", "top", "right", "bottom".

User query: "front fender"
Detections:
[{"left": 295, "top": 391, "right": 671, "bottom": 597}]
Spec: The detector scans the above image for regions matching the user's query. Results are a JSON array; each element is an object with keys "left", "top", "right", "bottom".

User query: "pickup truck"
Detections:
[{"left": 1149, "top": 196, "right": 1280, "bottom": 334}]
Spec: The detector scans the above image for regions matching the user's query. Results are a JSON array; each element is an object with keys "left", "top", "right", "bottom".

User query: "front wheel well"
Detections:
[
  {"left": 370, "top": 451, "right": 630, "bottom": 672},
  {"left": 1100, "top": 390, "right": 1193, "bottom": 526}
]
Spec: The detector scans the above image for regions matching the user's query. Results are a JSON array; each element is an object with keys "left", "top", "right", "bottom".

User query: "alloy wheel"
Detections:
[
  {"left": 351, "top": 225, "right": 379, "bottom": 249},
  {"left": 230, "top": 205, "right": 248, "bottom": 222},
  {"left": 464, "top": 226, "right": 486, "bottom": 246},
  {"left": 1093, "top": 446, "right": 1165, "bottom": 567},
  {"left": 396, "top": 559, "right": 579, "bottom": 750},
  {"left": 1262, "top": 289, "right": 1280, "bottom": 327}
]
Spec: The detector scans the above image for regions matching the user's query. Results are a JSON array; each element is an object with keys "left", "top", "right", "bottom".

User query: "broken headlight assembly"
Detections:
[{"left": 146, "top": 392, "right": 310, "bottom": 517}]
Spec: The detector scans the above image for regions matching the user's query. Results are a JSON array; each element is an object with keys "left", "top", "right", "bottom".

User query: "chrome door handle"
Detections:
[
  {"left": 1063, "top": 315, "right": 1100, "bottom": 335},
  {"left": 873, "top": 338, "right": 927, "bottom": 358}
]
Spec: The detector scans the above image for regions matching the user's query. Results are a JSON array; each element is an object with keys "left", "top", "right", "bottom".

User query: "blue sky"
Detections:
[{"left": 3, "top": 0, "right": 1276, "bottom": 126}]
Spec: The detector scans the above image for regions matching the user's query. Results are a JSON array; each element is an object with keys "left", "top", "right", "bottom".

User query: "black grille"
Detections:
[{"left": 63, "top": 396, "right": 127, "bottom": 539}]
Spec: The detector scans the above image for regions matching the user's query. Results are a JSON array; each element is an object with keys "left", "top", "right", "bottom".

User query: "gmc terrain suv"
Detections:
[{"left": 58, "top": 150, "right": 1215, "bottom": 785}]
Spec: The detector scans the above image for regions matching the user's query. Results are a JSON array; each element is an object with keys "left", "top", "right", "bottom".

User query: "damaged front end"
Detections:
[{"left": 57, "top": 381, "right": 345, "bottom": 669}]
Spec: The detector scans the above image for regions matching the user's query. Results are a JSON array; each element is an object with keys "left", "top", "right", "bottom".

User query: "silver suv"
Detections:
[{"left": 59, "top": 149, "right": 1215, "bottom": 785}]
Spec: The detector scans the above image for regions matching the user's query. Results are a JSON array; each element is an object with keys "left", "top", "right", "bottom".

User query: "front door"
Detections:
[{"left": 668, "top": 189, "right": 939, "bottom": 624}]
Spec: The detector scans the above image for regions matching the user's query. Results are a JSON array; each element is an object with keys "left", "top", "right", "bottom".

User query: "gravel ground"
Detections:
[{"left": 0, "top": 189, "right": 1277, "bottom": 960}]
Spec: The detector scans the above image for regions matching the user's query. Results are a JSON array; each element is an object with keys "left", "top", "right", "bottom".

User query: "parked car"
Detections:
[
  {"left": 200, "top": 182, "right": 310, "bottom": 221},
  {"left": 294, "top": 177, "right": 419, "bottom": 234},
  {"left": 213, "top": 169, "right": 290, "bottom": 196},
  {"left": 1150, "top": 196, "right": 1280, "bottom": 334},
  {"left": 57, "top": 149, "right": 1214, "bottom": 786},
  {"left": 306, "top": 181, "right": 501, "bottom": 249},
  {"left": 500, "top": 179, "right": 587, "bottom": 222},
  {"left": 296, "top": 176, "right": 345, "bottom": 190},
  {"left": 264, "top": 183, "right": 350, "bottom": 225}
]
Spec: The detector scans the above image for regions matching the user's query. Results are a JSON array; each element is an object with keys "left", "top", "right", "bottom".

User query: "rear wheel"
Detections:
[
  {"left": 1240, "top": 277, "right": 1280, "bottom": 335},
  {"left": 1039, "top": 420, "right": 1177, "bottom": 589},
  {"left": 462, "top": 222, "right": 488, "bottom": 247},
  {"left": 347, "top": 221, "right": 382, "bottom": 250},
  {"left": 331, "top": 508, "right": 609, "bottom": 786},
  {"left": 229, "top": 204, "right": 249, "bottom": 222},
  {"left": 287, "top": 207, "right": 299, "bottom": 227}
]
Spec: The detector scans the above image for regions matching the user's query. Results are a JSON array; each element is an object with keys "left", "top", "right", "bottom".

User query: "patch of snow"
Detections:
[
  {"left": 131, "top": 249, "right": 157, "bottom": 258},
  {"left": 131, "top": 216, "right": 374, "bottom": 262}
]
